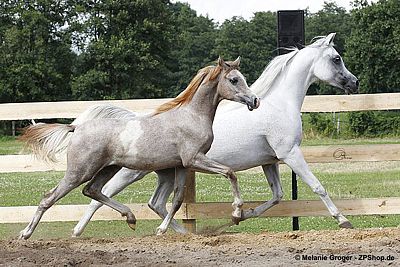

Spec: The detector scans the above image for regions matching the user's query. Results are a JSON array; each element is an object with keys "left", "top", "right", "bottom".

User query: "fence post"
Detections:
[{"left": 183, "top": 170, "right": 196, "bottom": 233}]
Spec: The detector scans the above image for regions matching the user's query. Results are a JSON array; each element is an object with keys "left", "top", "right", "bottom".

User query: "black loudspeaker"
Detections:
[{"left": 277, "top": 10, "right": 305, "bottom": 55}]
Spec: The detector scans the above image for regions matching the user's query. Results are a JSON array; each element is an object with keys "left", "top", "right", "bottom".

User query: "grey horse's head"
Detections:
[
  {"left": 216, "top": 57, "right": 260, "bottom": 110},
  {"left": 312, "top": 33, "right": 359, "bottom": 94}
]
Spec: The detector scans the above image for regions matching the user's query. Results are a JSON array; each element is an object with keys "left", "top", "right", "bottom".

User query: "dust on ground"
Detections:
[{"left": 1, "top": 227, "right": 400, "bottom": 266}]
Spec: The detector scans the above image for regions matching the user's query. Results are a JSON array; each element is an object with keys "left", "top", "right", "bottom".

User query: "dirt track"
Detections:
[{"left": 1, "top": 228, "right": 400, "bottom": 266}]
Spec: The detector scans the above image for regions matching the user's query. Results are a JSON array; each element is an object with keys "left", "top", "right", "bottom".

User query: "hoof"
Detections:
[
  {"left": 231, "top": 216, "right": 241, "bottom": 225},
  {"left": 339, "top": 221, "right": 353, "bottom": 229},
  {"left": 71, "top": 228, "right": 81, "bottom": 238},
  {"left": 18, "top": 231, "right": 29, "bottom": 240},
  {"left": 127, "top": 216, "right": 136, "bottom": 231},
  {"left": 156, "top": 227, "right": 166, "bottom": 236},
  {"left": 128, "top": 222, "right": 136, "bottom": 231},
  {"left": 71, "top": 232, "right": 79, "bottom": 238}
]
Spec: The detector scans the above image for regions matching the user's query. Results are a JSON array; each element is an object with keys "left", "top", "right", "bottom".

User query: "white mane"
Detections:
[
  {"left": 217, "top": 49, "right": 299, "bottom": 113},
  {"left": 250, "top": 48, "right": 299, "bottom": 99}
]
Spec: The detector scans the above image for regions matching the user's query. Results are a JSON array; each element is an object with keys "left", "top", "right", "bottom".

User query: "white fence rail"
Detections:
[{"left": 1, "top": 93, "right": 400, "bottom": 228}]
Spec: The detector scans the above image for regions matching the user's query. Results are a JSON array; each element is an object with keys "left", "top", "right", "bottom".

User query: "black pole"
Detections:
[
  {"left": 277, "top": 10, "right": 304, "bottom": 231},
  {"left": 291, "top": 171, "right": 299, "bottom": 230}
]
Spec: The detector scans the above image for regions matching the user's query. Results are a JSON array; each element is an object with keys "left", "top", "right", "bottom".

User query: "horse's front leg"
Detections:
[
  {"left": 185, "top": 153, "right": 243, "bottom": 224},
  {"left": 283, "top": 146, "right": 353, "bottom": 229}
]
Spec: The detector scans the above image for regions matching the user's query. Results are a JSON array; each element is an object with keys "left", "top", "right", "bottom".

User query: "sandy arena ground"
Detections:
[
  {"left": 1, "top": 227, "right": 400, "bottom": 266},
  {"left": 2, "top": 161, "right": 400, "bottom": 266}
]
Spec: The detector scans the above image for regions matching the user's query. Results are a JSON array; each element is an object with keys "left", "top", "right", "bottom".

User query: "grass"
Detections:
[
  {"left": 1, "top": 135, "right": 400, "bottom": 239},
  {"left": 301, "top": 136, "right": 400, "bottom": 146},
  {"left": 1, "top": 167, "right": 400, "bottom": 240},
  {"left": 2, "top": 169, "right": 400, "bottom": 207},
  {"left": 0, "top": 136, "right": 24, "bottom": 155},
  {"left": 2, "top": 135, "right": 399, "bottom": 155}
]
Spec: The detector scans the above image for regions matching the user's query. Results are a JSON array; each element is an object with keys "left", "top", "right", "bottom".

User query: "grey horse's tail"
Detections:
[
  {"left": 21, "top": 104, "right": 137, "bottom": 162},
  {"left": 20, "top": 123, "right": 76, "bottom": 163}
]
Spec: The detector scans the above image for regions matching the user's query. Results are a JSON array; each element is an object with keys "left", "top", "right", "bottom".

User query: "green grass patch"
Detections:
[
  {"left": 0, "top": 171, "right": 159, "bottom": 207},
  {"left": 301, "top": 136, "right": 400, "bottom": 146},
  {"left": 3, "top": 170, "right": 399, "bottom": 207},
  {"left": 0, "top": 136, "right": 24, "bottom": 155},
  {"left": 1, "top": 168, "right": 400, "bottom": 239},
  {"left": 3, "top": 134, "right": 399, "bottom": 156}
]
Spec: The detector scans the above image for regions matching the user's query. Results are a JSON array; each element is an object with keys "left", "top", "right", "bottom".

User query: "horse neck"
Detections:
[
  {"left": 185, "top": 80, "right": 219, "bottom": 122},
  {"left": 266, "top": 49, "right": 317, "bottom": 112}
]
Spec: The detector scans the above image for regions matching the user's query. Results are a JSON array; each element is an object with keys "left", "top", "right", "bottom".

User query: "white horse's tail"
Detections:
[{"left": 20, "top": 123, "right": 76, "bottom": 163}]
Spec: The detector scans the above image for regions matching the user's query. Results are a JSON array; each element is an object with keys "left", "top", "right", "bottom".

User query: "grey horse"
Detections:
[{"left": 19, "top": 57, "right": 260, "bottom": 239}]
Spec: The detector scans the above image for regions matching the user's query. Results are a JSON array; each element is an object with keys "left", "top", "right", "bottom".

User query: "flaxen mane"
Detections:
[{"left": 153, "top": 65, "right": 223, "bottom": 115}]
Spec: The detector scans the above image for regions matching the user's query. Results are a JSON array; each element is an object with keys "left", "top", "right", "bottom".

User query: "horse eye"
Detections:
[
  {"left": 332, "top": 56, "right": 341, "bottom": 64},
  {"left": 230, "top": 77, "right": 239, "bottom": 85}
]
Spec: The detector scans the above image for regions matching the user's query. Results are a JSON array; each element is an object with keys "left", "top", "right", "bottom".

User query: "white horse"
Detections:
[{"left": 70, "top": 33, "right": 359, "bottom": 236}]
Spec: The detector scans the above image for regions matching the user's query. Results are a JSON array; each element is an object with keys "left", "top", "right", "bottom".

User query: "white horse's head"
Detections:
[{"left": 310, "top": 33, "right": 359, "bottom": 94}]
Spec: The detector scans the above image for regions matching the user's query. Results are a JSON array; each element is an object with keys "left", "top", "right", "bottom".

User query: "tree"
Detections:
[
  {"left": 0, "top": 0, "right": 76, "bottom": 102},
  {"left": 168, "top": 2, "right": 218, "bottom": 95},
  {"left": 214, "top": 12, "right": 277, "bottom": 86},
  {"left": 306, "top": 1, "right": 351, "bottom": 54},
  {"left": 71, "top": 0, "right": 176, "bottom": 100},
  {"left": 305, "top": 1, "right": 352, "bottom": 95},
  {"left": 345, "top": 0, "right": 400, "bottom": 93}
]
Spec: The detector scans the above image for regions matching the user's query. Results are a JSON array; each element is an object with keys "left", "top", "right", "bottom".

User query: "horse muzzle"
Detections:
[
  {"left": 246, "top": 96, "right": 260, "bottom": 111},
  {"left": 343, "top": 78, "right": 359, "bottom": 95}
]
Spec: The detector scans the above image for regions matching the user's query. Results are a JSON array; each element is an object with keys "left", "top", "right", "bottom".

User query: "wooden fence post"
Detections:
[{"left": 183, "top": 170, "right": 196, "bottom": 233}]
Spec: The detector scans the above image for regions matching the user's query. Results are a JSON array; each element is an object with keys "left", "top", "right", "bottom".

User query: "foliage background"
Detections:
[{"left": 0, "top": 0, "right": 399, "bottom": 137}]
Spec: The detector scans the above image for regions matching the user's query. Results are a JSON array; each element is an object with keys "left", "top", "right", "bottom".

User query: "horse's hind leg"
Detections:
[
  {"left": 149, "top": 169, "right": 187, "bottom": 234},
  {"left": 156, "top": 167, "right": 187, "bottom": 235},
  {"left": 19, "top": 175, "right": 83, "bottom": 240},
  {"left": 82, "top": 165, "right": 138, "bottom": 230},
  {"left": 283, "top": 146, "right": 353, "bottom": 229},
  {"left": 72, "top": 169, "right": 150, "bottom": 237},
  {"left": 241, "top": 163, "right": 283, "bottom": 220}
]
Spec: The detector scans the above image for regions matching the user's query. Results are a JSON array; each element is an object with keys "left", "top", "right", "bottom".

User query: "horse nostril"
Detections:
[
  {"left": 355, "top": 80, "right": 359, "bottom": 88},
  {"left": 253, "top": 97, "right": 260, "bottom": 108}
]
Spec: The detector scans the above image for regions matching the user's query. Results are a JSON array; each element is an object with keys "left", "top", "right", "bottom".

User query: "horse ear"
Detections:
[
  {"left": 324, "top": 33, "right": 336, "bottom": 46},
  {"left": 217, "top": 56, "right": 231, "bottom": 69},
  {"left": 231, "top": 56, "right": 241, "bottom": 68}
]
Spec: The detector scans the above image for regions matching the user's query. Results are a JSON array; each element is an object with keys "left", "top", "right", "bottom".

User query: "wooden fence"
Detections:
[{"left": 1, "top": 93, "right": 400, "bottom": 232}]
